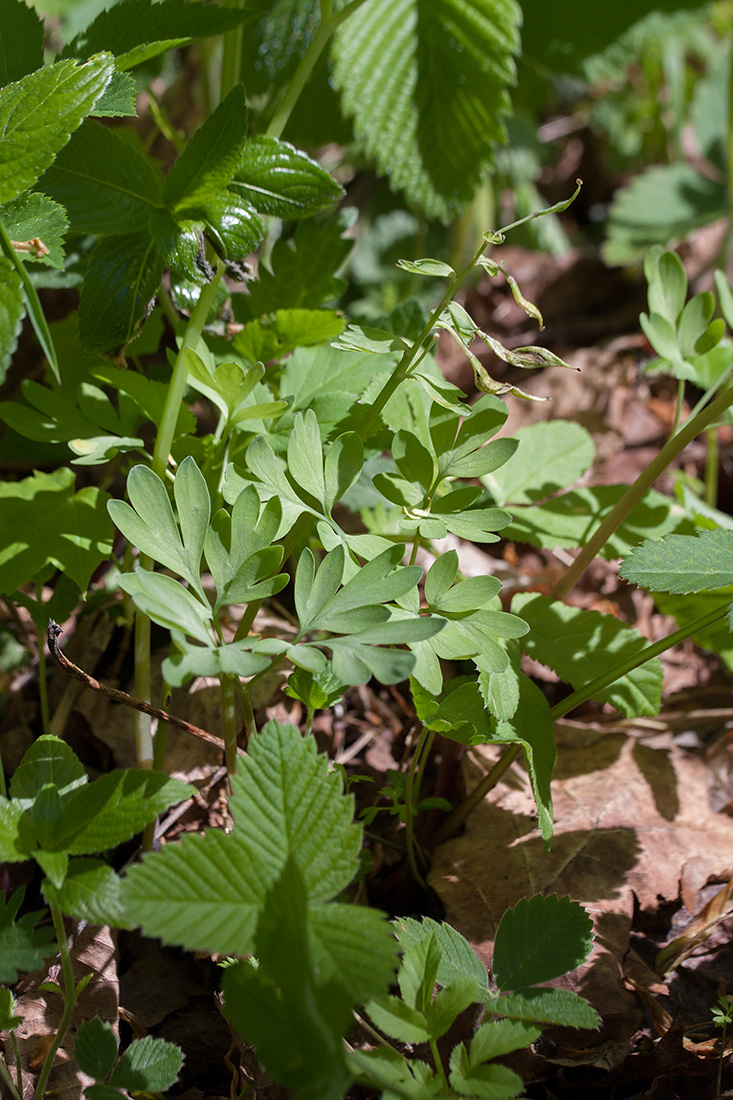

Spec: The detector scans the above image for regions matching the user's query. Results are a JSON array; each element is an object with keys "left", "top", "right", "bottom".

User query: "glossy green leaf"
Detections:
[
  {"left": 0, "top": 54, "right": 115, "bottom": 203},
  {"left": 164, "top": 85, "right": 248, "bottom": 212},
  {"left": 1, "top": 191, "right": 68, "bottom": 268},
  {"left": 512, "top": 593, "right": 663, "bottom": 718},
  {"left": 620, "top": 528, "right": 733, "bottom": 593},
  {"left": 39, "top": 120, "right": 163, "bottom": 234},
  {"left": 492, "top": 894, "right": 594, "bottom": 991},
  {"left": 79, "top": 231, "right": 164, "bottom": 356},
  {"left": 332, "top": 0, "right": 520, "bottom": 219},
  {"left": 230, "top": 135, "right": 343, "bottom": 218}
]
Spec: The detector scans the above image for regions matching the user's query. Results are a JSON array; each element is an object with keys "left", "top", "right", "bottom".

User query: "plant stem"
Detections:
[
  {"left": 705, "top": 426, "right": 719, "bottom": 507},
  {"left": 265, "top": 0, "right": 368, "bottom": 140},
  {"left": 220, "top": 0, "right": 245, "bottom": 102},
  {"left": 134, "top": 597, "right": 154, "bottom": 773},
  {"left": 33, "top": 903, "right": 78, "bottom": 1100},
  {"left": 35, "top": 582, "right": 50, "bottom": 737},
  {"left": 0, "top": 218, "right": 59, "bottom": 382},
  {"left": 0, "top": 1054, "right": 21, "bottom": 1100},
  {"left": 549, "top": 602, "right": 730, "bottom": 721},
  {"left": 552, "top": 380, "right": 733, "bottom": 601},
  {"left": 220, "top": 673, "right": 239, "bottom": 773},
  {"left": 404, "top": 724, "right": 431, "bottom": 887}
]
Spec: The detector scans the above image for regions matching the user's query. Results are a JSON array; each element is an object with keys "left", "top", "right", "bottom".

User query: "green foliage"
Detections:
[
  {"left": 76, "top": 1016, "right": 183, "bottom": 1097},
  {"left": 0, "top": 735, "right": 191, "bottom": 888},
  {"left": 0, "top": 887, "right": 55, "bottom": 983}
]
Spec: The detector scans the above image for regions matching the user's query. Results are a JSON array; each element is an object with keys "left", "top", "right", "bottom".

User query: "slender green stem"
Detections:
[
  {"left": 552, "top": 381, "right": 733, "bottom": 600},
  {"left": 35, "top": 582, "right": 50, "bottom": 737},
  {"left": 34, "top": 903, "right": 78, "bottom": 1100},
  {"left": 134, "top": 594, "right": 154, "bottom": 773},
  {"left": 220, "top": 0, "right": 245, "bottom": 102},
  {"left": 151, "top": 264, "right": 224, "bottom": 478},
  {"left": 0, "top": 1055, "right": 21, "bottom": 1100},
  {"left": 429, "top": 1037, "right": 449, "bottom": 1090},
  {"left": 220, "top": 673, "right": 239, "bottom": 773},
  {"left": 672, "top": 379, "right": 685, "bottom": 434},
  {"left": 404, "top": 724, "right": 431, "bottom": 886},
  {"left": 265, "top": 0, "right": 368, "bottom": 140},
  {"left": 717, "top": 1016, "right": 727, "bottom": 1100},
  {"left": 435, "top": 601, "right": 731, "bottom": 846},
  {"left": 705, "top": 426, "right": 719, "bottom": 507}
]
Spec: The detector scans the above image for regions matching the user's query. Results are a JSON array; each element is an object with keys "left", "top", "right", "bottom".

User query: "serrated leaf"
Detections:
[
  {"left": 201, "top": 190, "right": 263, "bottom": 261},
  {"left": 0, "top": 469, "right": 113, "bottom": 594},
  {"left": 165, "top": 85, "right": 248, "bottom": 212},
  {"left": 0, "top": 54, "right": 115, "bottom": 203},
  {"left": 0, "top": 253, "right": 24, "bottom": 383},
  {"left": 45, "top": 858, "right": 134, "bottom": 929},
  {"left": 38, "top": 120, "right": 162, "bottom": 234},
  {"left": 492, "top": 894, "right": 594, "bottom": 991},
  {"left": 64, "top": 0, "right": 259, "bottom": 69},
  {"left": 74, "top": 1017, "right": 118, "bottom": 1081},
  {"left": 120, "top": 722, "right": 362, "bottom": 956},
  {"left": 10, "top": 735, "right": 87, "bottom": 805},
  {"left": 230, "top": 135, "right": 343, "bottom": 218},
  {"left": 1, "top": 192, "right": 68, "bottom": 269},
  {"left": 426, "top": 976, "right": 482, "bottom": 1038},
  {"left": 0, "top": 987, "right": 22, "bottom": 1032},
  {"left": 485, "top": 988, "right": 599, "bottom": 1029},
  {"left": 332, "top": 0, "right": 520, "bottom": 219},
  {"left": 482, "top": 420, "right": 595, "bottom": 505},
  {"left": 395, "top": 916, "right": 490, "bottom": 995},
  {"left": 512, "top": 593, "right": 663, "bottom": 718},
  {"left": 110, "top": 1035, "right": 183, "bottom": 1092},
  {"left": 620, "top": 528, "right": 733, "bottom": 593},
  {"left": 92, "top": 70, "right": 137, "bottom": 117},
  {"left": 469, "top": 1018, "right": 541, "bottom": 1063},
  {"left": 448, "top": 1055, "right": 524, "bottom": 1100},
  {"left": 79, "top": 231, "right": 164, "bottom": 356},
  {"left": 366, "top": 994, "right": 431, "bottom": 1044},
  {"left": 0, "top": 887, "right": 55, "bottom": 983},
  {"left": 0, "top": 0, "right": 44, "bottom": 85}
]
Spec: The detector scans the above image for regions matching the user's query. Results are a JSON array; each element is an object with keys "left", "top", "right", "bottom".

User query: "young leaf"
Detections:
[
  {"left": 512, "top": 593, "right": 663, "bottom": 718},
  {"left": 395, "top": 916, "right": 490, "bottom": 996},
  {"left": 44, "top": 858, "right": 134, "bottom": 930},
  {"left": 0, "top": 887, "right": 55, "bottom": 983},
  {"left": 109, "top": 1035, "right": 183, "bottom": 1092},
  {"left": 221, "top": 860, "right": 353, "bottom": 1100},
  {"left": 164, "top": 84, "right": 248, "bottom": 212},
  {"left": 492, "top": 894, "right": 594, "bottom": 992},
  {"left": 332, "top": 0, "right": 520, "bottom": 219},
  {"left": 230, "top": 135, "right": 344, "bottom": 218},
  {"left": 0, "top": 54, "right": 115, "bottom": 203},
  {"left": 75, "top": 1017, "right": 119, "bottom": 1082},
  {"left": 38, "top": 120, "right": 163, "bottom": 235},
  {"left": 0, "top": 0, "right": 44, "bottom": 85},
  {"left": 120, "top": 722, "right": 364, "bottom": 956},
  {"left": 620, "top": 528, "right": 733, "bottom": 593},
  {"left": 109, "top": 459, "right": 208, "bottom": 598}
]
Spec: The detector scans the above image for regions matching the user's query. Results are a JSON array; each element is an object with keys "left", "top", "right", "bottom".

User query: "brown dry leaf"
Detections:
[
  {"left": 3, "top": 924, "right": 118, "bottom": 1099},
  {"left": 430, "top": 727, "right": 733, "bottom": 1047}
]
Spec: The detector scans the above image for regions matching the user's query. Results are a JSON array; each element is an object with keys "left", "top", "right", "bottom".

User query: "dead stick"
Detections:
[{"left": 47, "top": 620, "right": 229, "bottom": 752}]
